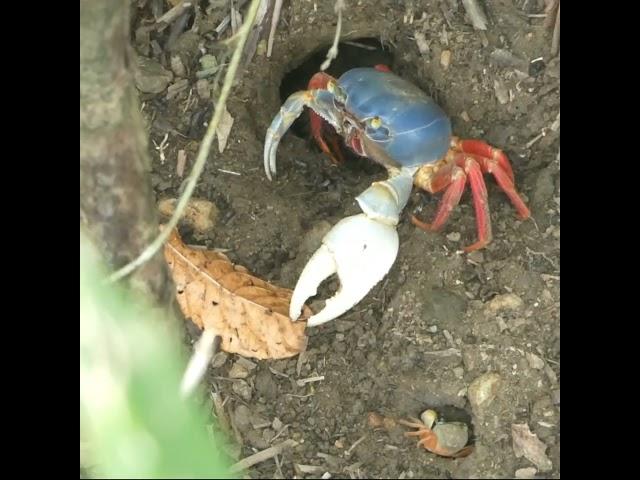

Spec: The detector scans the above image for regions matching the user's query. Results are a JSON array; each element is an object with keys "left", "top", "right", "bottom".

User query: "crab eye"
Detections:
[
  {"left": 327, "top": 80, "right": 347, "bottom": 104},
  {"left": 365, "top": 117, "right": 390, "bottom": 142}
]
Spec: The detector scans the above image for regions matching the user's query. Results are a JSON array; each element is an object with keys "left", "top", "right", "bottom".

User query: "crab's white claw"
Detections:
[
  {"left": 289, "top": 214, "right": 399, "bottom": 327},
  {"left": 289, "top": 167, "right": 416, "bottom": 326}
]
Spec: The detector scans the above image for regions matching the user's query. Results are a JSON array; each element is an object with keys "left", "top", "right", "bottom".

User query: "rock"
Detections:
[
  {"left": 494, "top": 79, "right": 509, "bottom": 105},
  {"left": 414, "top": 31, "right": 430, "bottom": 55},
  {"left": 489, "top": 49, "right": 528, "bottom": 70},
  {"left": 229, "top": 361, "right": 250, "bottom": 379},
  {"left": 525, "top": 352, "right": 545, "bottom": 370},
  {"left": 255, "top": 369, "right": 277, "bottom": 400},
  {"left": 272, "top": 417, "right": 283, "bottom": 431},
  {"left": 196, "top": 79, "right": 211, "bottom": 99},
  {"left": 446, "top": 232, "right": 461, "bottom": 242},
  {"left": 233, "top": 404, "right": 252, "bottom": 432},
  {"left": 170, "top": 55, "right": 186, "bottom": 77},
  {"left": 512, "top": 423, "right": 552, "bottom": 472},
  {"left": 468, "top": 372, "right": 501, "bottom": 416},
  {"left": 515, "top": 467, "right": 538, "bottom": 479},
  {"left": 245, "top": 429, "right": 269, "bottom": 449},
  {"left": 232, "top": 380, "right": 252, "bottom": 401},
  {"left": 440, "top": 50, "right": 452, "bottom": 69},
  {"left": 211, "top": 351, "right": 228, "bottom": 368},
  {"left": 135, "top": 57, "right": 173, "bottom": 93},
  {"left": 486, "top": 293, "right": 524, "bottom": 314}
]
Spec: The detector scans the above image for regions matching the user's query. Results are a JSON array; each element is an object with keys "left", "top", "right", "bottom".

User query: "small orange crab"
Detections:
[{"left": 399, "top": 409, "right": 474, "bottom": 458}]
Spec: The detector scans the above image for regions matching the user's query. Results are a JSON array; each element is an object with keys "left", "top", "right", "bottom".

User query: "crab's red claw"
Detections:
[{"left": 309, "top": 110, "right": 346, "bottom": 165}]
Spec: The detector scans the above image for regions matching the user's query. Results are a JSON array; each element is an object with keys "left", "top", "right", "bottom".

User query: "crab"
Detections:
[
  {"left": 399, "top": 409, "right": 474, "bottom": 458},
  {"left": 264, "top": 66, "right": 530, "bottom": 326}
]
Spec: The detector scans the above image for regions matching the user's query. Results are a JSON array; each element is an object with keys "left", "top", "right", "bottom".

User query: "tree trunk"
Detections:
[{"left": 80, "top": 0, "right": 173, "bottom": 308}]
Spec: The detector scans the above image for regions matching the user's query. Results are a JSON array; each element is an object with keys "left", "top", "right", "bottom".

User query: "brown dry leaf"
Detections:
[
  {"left": 164, "top": 228, "right": 310, "bottom": 359},
  {"left": 511, "top": 423, "right": 552, "bottom": 472}
]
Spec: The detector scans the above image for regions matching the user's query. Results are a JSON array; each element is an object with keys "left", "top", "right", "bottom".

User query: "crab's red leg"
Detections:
[
  {"left": 458, "top": 156, "right": 492, "bottom": 253},
  {"left": 451, "top": 137, "right": 515, "bottom": 183},
  {"left": 308, "top": 72, "right": 345, "bottom": 164},
  {"left": 480, "top": 159, "right": 531, "bottom": 220},
  {"left": 411, "top": 163, "right": 467, "bottom": 232}
]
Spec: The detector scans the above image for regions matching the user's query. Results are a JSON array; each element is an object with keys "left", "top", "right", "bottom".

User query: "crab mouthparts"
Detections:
[{"left": 350, "top": 135, "right": 365, "bottom": 156}]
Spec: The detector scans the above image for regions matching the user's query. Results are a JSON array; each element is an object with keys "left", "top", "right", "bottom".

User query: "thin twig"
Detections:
[
  {"left": 108, "top": 0, "right": 263, "bottom": 283},
  {"left": 230, "top": 439, "right": 299, "bottom": 472},
  {"left": 345, "top": 435, "right": 366, "bottom": 456},
  {"left": 267, "top": 0, "right": 283, "bottom": 57},
  {"left": 342, "top": 40, "right": 377, "bottom": 50},
  {"left": 320, "top": 0, "right": 345, "bottom": 71},
  {"left": 296, "top": 375, "right": 324, "bottom": 386}
]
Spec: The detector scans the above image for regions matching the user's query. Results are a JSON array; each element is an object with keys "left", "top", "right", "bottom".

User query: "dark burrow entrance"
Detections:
[{"left": 278, "top": 38, "right": 394, "bottom": 166}]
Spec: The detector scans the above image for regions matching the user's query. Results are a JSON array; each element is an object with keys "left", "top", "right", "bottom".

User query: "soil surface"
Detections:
[{"left": 133, "top": 1, "right": 559, "bottom": 478}]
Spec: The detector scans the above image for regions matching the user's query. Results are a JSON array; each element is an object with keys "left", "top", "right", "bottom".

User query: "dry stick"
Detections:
[
  {"left": 550, "top": 3, "right": 560, "bottom": 57},
  {"left": 109, "top": 0, "right": 263, "bottom": 283},
  {"left": 320, "top": 0, "right": 345, "bottom": 71},
  {"left": 230, "top": 439, "right": 299, "bottom": 473},
  {"left": 266, "top": 0, "right": 283, "bottom": 57}
]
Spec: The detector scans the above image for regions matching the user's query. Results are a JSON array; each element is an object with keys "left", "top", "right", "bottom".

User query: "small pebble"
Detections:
[
  {"left": 228, "top": 362, "right": 249, "bottom": 379},
  {"left": 135, "top": 56, "right": 173, "bottom": 93},
  {"left": 232, "top": 380, "right": 252, "bottom": 401},
  {"left": 211, "top": 352, "right": 228, "bottom": 368},
  {"left": 493, "top": 79, "right": 509, "bottom": 105},
  {"left": 440, "top": 50, "right": 452, "bottom": 69},
  {"left": 446, "top": 232, "right": 461, "bottom": 242},
  {"left": 272, "top": 417, "right": 283, "bottom": 431},
  {"left": 170, "top": 54, "right": 186, "bottom": 77},
  {"left": 414, "top": 31, "right": 430, "bottom": 55},
  {"left": 196, "top": 79, "right": 211, "bottom": 100},
  {"left": 489, "top": 48, "right": 528, "bottom": 70},
  {"left": 233, "top": 405, "right": 252, "bottom": 432},
  {"left": 486, "top": 293, "right": 523, "bottom": 313},
  {"left": 468, "top": 372, "right": 501, "bottom": 416},
  {"left": 515, "top": 467, "right": 538, "bottom": 479},
  {"left": 526, "top": 352, "right": 545, "bottom": 370}
]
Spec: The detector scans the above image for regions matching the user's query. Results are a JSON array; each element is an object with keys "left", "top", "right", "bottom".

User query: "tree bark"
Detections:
[{"left": 80, "top": 0, "right": 173, "bottom": 307}]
